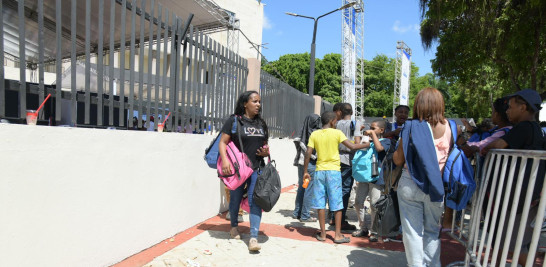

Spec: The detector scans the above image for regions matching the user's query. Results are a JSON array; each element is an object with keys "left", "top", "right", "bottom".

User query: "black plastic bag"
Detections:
[
  {"left": 253, "top": 160, "right": 281, "bottom": 212},
  {"left": 372, "top": 190, "right": 401, "bottom": 236}
]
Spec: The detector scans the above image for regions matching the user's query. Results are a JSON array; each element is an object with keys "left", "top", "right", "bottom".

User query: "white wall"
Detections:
[{"left": 0, "top": 124, "right": 297, "bottom": 267}]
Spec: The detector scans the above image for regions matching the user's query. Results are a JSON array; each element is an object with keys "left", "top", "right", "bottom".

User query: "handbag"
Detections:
[
  {"left": 253, "top": 158, "right": 281, "bottom": 212},
  {"left": 217, "top": 117, "right": 253, "bottom": 190},
  {"left": 372, "top": 143, "right": 402, "bottom": 236}
]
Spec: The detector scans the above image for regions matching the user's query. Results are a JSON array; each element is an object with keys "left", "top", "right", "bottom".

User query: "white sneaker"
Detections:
[{"left": 248, "top": 238, "right": 261, "bottom": 251}]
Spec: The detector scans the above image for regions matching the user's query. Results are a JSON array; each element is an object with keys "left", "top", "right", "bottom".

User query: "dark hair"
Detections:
[
  {"left": 340, "top": 103, "right": 353, "bottom": 117},
  {"left": 321, "top": 111, "right": 337, "bottom": 126},
  {"left": 479, "top": 118, "right": 494, "bottom": 129},
  {"left": 512, "top": 95, "right": 537, "bottom": 113},
  {"left": 493, "top": 97, "right": 510, "bottom": 124},
  {"left": 234, "top": 90, "right": 269, "bottom": 139},
  {"left": 333, "top": 103, "right": 342, "bottom": 112},
  {"left": 371, "top": 119, "right": 386, "bottom": 129},
  {"left": 395, "top": 105, "right": 410, "bottom": 112}
]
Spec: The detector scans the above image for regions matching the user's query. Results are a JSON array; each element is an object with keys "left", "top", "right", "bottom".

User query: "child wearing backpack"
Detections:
[
  {"left": 303, "top": 111, "right": 369, "bottom": 243},
  {"left": 483, "top": 89, "right": 545, "bottom": 266},
  {"left": 352, "top": 119, "right": 391, "bottom": 242}
]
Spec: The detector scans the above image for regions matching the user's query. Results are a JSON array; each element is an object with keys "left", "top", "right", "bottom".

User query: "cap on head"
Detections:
[{"left": 508, "top": 89, "right": 542, "bottom": 112}]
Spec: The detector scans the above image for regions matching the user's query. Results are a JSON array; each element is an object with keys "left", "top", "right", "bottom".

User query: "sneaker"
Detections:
[
  {"left": 238, "top": 215, "right": 244, "bottom": 223},
  {"left": 226, "top": 212, "right": 230, "bottom": 220},
  {"left": 369, "top": 234, "right": 378, "bottom": 242},
  {"left": 230, "top": 227, "right": 241, "bottom": 239},
  {"left": 385, "top": 234, "right": 403, "bottom": 243},
  {"left": 299, "top": 217, "right": 317, "bottom": 223},
  {"left": 351, "top": 228, "right": 369, "bottom": 237},
  {"left": 248, "top": 238, "right": 261, "bottom": 251},
  {"left": 340, "top": 222, "right": 357, "bottom": 231}
]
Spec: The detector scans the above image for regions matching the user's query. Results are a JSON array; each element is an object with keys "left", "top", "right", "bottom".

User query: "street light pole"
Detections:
[{"left": 286, "top": 2, "right": 356, "bottom": 96}]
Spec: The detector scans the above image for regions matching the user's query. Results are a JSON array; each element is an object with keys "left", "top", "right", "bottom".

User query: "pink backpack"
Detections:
[{"left": 217, "top": 117, "right": 253, "bottom": 190}]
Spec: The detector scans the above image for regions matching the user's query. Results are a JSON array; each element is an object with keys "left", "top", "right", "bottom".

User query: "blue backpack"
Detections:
[
  {"left": 204, "top": 117, "right": 237, "bottom": 168},
  {"left": 352, "top": 140, "right": 382, "bottom": 183},
  {"left": 443, "top": 120, "right": 477, "bottom": 210}
]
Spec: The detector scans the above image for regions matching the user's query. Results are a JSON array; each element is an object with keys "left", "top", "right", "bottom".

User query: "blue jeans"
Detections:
[
  {"left": 397, "top": 170, "right": 443, "bottom": 267},
  {"left": 293, "top": 163, "right": 316, "bottom": 220},
  {"left": 340, "top": 163, "right": 354, "bottom": 223},
  {"left": 229, "top": 170, "right": 262, "bottom": 238}
]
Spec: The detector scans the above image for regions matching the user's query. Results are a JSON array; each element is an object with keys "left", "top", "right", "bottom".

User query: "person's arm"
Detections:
[
  {"left": 218, "top": 133, "right": 232, "bottom": 175},
  {"left": 341, "top": 139, "right": 369, "bottom": 150},
  {"left": 393, "top": 138, "right": 405, "bottom": 166},
  {"left": 256, "top": 141, "right": 270, "bottom": 157},
  {"left": 303, "top": 146, "right": 314, "bottom": 181},
  {"left": 365, "top": 130, "right": 384, "bottom": 152},
  {"left": 481, "top": 138, "right": 508, "bottom": 155},
  {"left": 384, "top": 127, "right": 402, "bottom": 139}
]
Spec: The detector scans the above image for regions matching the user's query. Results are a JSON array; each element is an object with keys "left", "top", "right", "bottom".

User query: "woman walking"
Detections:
[
  {"left": 218, "top": 91, "right": 269, "bottom": 251},
  {"left": 393, "top": 87, "right": 451, "bottom": 266}
]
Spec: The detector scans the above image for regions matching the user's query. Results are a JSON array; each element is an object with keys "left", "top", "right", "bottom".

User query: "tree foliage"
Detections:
[{"left": 419, "top": 0, "right": 546, "bottom": 95}]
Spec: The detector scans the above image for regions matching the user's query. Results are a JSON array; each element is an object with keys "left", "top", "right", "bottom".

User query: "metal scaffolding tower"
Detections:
[
  {"left": 392, "top": 41, "right": 412, "bottom": 120},
  {"left": 341, "top": 0, "right": 364, "bottom": 118},
  {"left": 226, "top": 10, "right": 240, "bottom": 53}
]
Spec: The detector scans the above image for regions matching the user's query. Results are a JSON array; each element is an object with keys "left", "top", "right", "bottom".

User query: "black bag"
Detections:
[
  {"left": 372, "top": 139, "right": 402, "bottom": 236},
  {"left": 253, "top": 159, "right": 281, "bottom": 212}
]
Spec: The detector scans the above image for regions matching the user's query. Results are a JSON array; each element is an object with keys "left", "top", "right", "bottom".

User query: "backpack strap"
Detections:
[{"left": 234, "top": 116, "right": 245, "bottom": 154}]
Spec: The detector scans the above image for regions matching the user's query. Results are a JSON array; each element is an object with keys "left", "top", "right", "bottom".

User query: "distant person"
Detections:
[
  {"left": 483, "top": 89, "right": 545, "bottom": 266},
  {"left": 333, "top": 103, "right": 343, "bottom": 120},
  {"left": 332, "top": 103, "right": 362, "bottom": 231},
  {"left": 147, "top": 116, "right": 154, "bottom": 131},
  {"left": 303, "top": 111, "right": 368, "bottom": 243},
  {"left": 384, "top": 105, "right": 409, "bottom": 140},
  {"left": 184, "top": 118, "right": 193, "bottom": 134},
  {"left": 218, "top": 90, "right": 269, "bottom": 251},
  {"left": 292, "top": 114, "right": 321, "bottom": 222},
  {"left": 394, "top": 87, "right": 450, "bottom": 266}
]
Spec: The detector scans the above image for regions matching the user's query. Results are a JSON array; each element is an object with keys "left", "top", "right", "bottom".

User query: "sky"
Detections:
[{"left": 260, "top": 0, "right": 437, "bottom": 76}]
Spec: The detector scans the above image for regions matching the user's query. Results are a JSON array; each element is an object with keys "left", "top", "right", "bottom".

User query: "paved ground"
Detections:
[{"left": 115, "top": 185, "right": 472, "bottom": 267}]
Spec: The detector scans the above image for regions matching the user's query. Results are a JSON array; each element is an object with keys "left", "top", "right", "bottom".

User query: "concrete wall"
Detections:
[{"left": 0, "top": 124, "right": 297, "bottom": 267}]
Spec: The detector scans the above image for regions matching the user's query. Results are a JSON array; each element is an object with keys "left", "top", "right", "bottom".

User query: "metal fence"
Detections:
[
  {"left": 260, "top": 70, "right": 315, "bottom": 138},
  {"left": 0, "top": 0, "right": 247, "bottom": 132},
  {"left": 444, "top": 149, "right": 546, "bottom": 267}
]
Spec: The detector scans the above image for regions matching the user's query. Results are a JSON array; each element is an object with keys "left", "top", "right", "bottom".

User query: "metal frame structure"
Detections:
[
  {"left": 341, "top": 0, "right": 364, "bottom": 118},
  {"left": 392, "top": 40, "right": 412, "bottom": 120}
]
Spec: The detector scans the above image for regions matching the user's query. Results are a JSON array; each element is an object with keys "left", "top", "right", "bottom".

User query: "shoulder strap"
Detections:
[{"left": 447, "top": 120, "right": 458, "bottom": 153}]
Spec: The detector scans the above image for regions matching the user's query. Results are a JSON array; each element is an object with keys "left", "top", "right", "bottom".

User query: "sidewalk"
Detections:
[{"left": 114, "top": 185, "right": 467, "bottom": 267}]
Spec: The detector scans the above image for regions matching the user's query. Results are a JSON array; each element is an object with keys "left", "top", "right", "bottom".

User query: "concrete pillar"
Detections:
[
  {"left": 313, "top": 95, "right": 322, "bottom": 115},
  {"left": 246, "top": 58, "right": 261, "bottom": 91}
]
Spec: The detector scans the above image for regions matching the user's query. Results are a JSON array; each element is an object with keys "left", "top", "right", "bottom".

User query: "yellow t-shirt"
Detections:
[{"left": 307, "top": 128, "right": 348, "bottom": 171}]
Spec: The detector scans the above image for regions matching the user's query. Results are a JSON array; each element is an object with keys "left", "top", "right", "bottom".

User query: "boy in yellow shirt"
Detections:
[{"left": 303, "top": 111, "right": 368, "bottom": 243}]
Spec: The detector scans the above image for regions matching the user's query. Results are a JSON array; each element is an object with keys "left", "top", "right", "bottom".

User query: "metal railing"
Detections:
[
  {"left": 445, "top": 149, "right": 546, "bottom": 267},
  {"left": 259, "top": 70, "right": 315, "bottom": 138},
  {"left": 0, "top": 0, "right": 247, "bottom": 133}
]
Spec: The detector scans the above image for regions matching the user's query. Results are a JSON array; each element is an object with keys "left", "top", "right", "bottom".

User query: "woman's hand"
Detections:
[
  {"left": 256, "top": 145, "right": 269, "bottom": 157},
  {"left": 222, "top": 161, "right": 232, "bottom": 175}
]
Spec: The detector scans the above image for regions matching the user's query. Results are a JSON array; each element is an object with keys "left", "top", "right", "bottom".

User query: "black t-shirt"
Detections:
[
  {"left": 500, "top": 121, "right": 546, "bottom": 213},
  {"left": 221, "top": 115, "right": 268, "bottom": 170}
]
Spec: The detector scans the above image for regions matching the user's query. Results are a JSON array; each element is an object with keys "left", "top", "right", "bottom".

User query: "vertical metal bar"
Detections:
[
  {"left": 196, "top": 30, "right": 203, "bottom": 132},
  {"left": 219, "top": 46, "right": 225, "bottom": 122},
  {"left": 154, "top": 5, "right": 163, "bottom": 129},
  {"left": 213, "top": 40, "right": 220, "bottom": 130},
  {"left": 70, "top": 0, "right": 77, "bottom": 126},
  {"left": 18, "top": 0, "right": 26, "bottom": 119},
  {"left": 186, "top": 25, "right": 194, "bottom": 130},
  {"left": 146, "top": 0, "right": 155, "bottom": 129},
  {"left": 175, "top": 18, "right": 183, "bottom": 132},
  {"left": 191, "top": 27, "right": 199, "bottom": 129},
  {"left": 108, "top": 0, "right": 115, "bottom": 125},
  {"left": 0, "top": 0, "right": 4, "bottom": 118},
  {"left": 511, "top": 158, "right": 535, "bottom": 264},
  {"left": 180, "top": 25, "right": 188, "bottom": 130},
  {"left": 97, "top": 0, "right": 104, "bottom": 126},
  {"left": 84, "top": 0, "right": 91, "bottom": 124},
  {"left": 55, "top": 0, "right": 62, "bottom": 122},
  {"left": 137, "top": 0, "right": 147, "bottom": 128},
  {"left": 204, "top": 36, "right": 212, "bottom": 133},
  {"left": 227, "top": 50, "right": 233, "bottom": 115},
  {"left": 38, "top": 0, "right": 45, "bottom": 120},
  {"left": 128, "top": 0, "right": 137, "bottom": 128},
  {"left": 119, "top": 0, "right": 127, "bottom": 127},
  {"left": 161, "top": 10, "right": 170, "bottom": 124},
  {"left": 526, "top": 159, "right": 546, "bottom": 265},
  {"left": 168, "top": 16, "right": 177, "bottom": 131}
]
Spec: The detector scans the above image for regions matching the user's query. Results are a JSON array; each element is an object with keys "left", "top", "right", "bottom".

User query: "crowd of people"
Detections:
[{"left": 215, "top": 88, "right": 545, "bottom": 265}]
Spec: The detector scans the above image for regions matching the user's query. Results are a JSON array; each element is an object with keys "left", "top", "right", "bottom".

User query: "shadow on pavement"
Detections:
[
  {"left": 347, "top": 249, "right": 405, "bottom": 267},
  {"left": 276, "top": 209, "right": 296, "bottom": 218}
]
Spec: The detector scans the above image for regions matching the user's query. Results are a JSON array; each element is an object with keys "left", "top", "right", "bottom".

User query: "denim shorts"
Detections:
[{"left": 308, "top": 170, "right": 343, "bottom": 211}]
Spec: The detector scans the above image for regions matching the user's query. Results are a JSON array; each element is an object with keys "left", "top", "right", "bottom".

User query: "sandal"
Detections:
[
  {"left": 334, "top": 236, "right": 350, "bottom": 244},
  {"left": 369, "top": 234, "right": 378, "bottom": 242},
  {"left": 315, "top": 232, "right": 326, "bottom": 241}
]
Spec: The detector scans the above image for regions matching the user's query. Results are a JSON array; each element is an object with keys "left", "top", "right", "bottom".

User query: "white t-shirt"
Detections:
[{"left": 336, "top": 119, "right": 363, "bottom": 166}]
